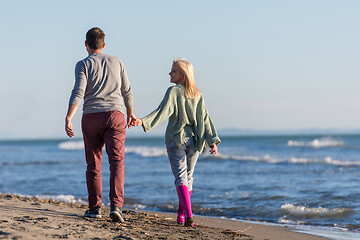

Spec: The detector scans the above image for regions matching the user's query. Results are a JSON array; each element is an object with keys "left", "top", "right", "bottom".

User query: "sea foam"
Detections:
[
  {"left": 289, "top": 157, "right": 360, "bottom": 166},
  {"left": 125, "top": 146, "right": 167, "bottom": 157},
  {"left": 58, "top": 141, "right": 84, "bottom": 150},
  {"left": 210, "top": 153, "right": 360, "bottom": 167},
  {"left": 280, "top": 203, "right": 354, "bottom": 219},
  {"left": 210, "top": 153, "right": 280, "bottom": 163},
  {"left": 35, "top": 194, "right": 86, "bottom": 203},
  {"left": 58, "top": 141, "right": 167, "bottom": 157},
  {"left": 15, "top": 194, "right": 86, "bottom": 204},
  {"left": 287, "top": 138, "right": 343, "bottom": 148}
]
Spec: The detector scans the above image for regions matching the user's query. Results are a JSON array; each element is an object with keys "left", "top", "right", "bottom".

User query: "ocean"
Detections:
[{"left": 1, "top": 135, "right": 360, "bottom": 239}]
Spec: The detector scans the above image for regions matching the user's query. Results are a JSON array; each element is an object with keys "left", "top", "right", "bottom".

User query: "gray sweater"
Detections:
[{"left": 69, "top": 53, "right": 133, "bottom": 114}]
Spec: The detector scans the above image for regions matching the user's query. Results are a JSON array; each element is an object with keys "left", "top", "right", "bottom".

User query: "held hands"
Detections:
[
  {"left": 126, "top": 108, "right": 142, "bottom": 128},
  {"left": 209, "top": 144, "right": 218, "bottom": 156},
  {"left": 128, "top": 117, "right": 143, "bottom": 128}
]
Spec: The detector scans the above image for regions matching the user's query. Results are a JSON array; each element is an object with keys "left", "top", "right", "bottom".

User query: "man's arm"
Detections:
[
  {"left": 118, "top": 59, "right": 135, "bottom": 128},
  {"left": 65, "top": 104, "right": 78, "bottom": 137}
]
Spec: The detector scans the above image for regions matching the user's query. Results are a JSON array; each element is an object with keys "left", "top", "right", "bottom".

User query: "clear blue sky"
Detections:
[{"left": 1, "top": 0, "right": 359, "bottom": 139}]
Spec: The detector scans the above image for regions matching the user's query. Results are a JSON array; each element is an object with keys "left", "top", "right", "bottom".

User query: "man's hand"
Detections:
[
  {"left": 209, "top": 144, "right": 218, "bottom": 156},
  {"left": 127, "top": 113, "right": 137, "bottom": 128},
  {"left": 65, "top": 117, "right": 75, "bottom": 137},
  {"left": 126, "top": 108, "right": 136, "bottom": 128},
  {"left": 65, "top": 104, "right": 78, "bottom": 138}
]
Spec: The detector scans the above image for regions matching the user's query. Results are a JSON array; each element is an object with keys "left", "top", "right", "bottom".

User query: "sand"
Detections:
[{"left": 0, "top": 193, "right": 328, "bottom": 240}]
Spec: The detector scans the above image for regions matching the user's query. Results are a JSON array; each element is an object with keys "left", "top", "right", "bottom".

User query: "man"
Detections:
[{"left": 65, "top": 27, "right": 135, "bottom": 222}]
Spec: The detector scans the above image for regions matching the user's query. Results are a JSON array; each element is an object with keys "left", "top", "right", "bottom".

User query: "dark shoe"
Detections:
[
  {"left": 84, "top": 208, "right": 102, "bottom": 218},
  {"left": 184, "top": 217, "right": 194, "bottom": 227},
  {"left": 110, "top": 206, "right": 125, "bottom": 223}
]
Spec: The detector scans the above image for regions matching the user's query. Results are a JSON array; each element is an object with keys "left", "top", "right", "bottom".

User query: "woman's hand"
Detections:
[{"left": 209, "top": 144, "right": 218, "bottom": 156}]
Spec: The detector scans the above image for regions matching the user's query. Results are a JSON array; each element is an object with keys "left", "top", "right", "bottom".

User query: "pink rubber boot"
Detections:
[
  {"left": 177, "top": 205, "right": 185, "bottom": 224},
  {"left": 177, "top": 190, "right": 192, "bottom": 224},
  {"left": 176, "top": 184, "right": 194, "bottom": 226}
]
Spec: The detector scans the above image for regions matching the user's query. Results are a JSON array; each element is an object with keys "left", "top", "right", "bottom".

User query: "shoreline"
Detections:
[{"left": 0, "top": 193, "right": 329, "bottom": 240}]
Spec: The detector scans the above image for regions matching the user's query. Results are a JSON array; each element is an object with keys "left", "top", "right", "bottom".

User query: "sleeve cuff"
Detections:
[{"left": 207, "top": 137, "right": 221, "bottom": 146}]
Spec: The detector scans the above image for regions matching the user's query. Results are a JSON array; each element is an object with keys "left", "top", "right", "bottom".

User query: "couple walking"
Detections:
[{"left": 65, "top": 27, "right": 221, "bottom": 227}]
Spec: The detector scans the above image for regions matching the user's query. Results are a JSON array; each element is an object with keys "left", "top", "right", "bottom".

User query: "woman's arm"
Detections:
[
  {"left": 140, "top": 87, "right": 176, "bottom": 132},
  {"left": 201, "top": 99, "right": 221, "bottom": 154}
]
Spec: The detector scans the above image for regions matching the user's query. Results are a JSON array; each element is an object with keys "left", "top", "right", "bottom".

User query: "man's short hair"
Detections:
[{"left": 86, "top": 27, "right": 105, "bottom": 50}]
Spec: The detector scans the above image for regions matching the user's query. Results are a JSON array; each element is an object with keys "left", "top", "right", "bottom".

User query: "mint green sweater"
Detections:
[{"left": 141, "top": 85, "right": 220, "bottom": 152}]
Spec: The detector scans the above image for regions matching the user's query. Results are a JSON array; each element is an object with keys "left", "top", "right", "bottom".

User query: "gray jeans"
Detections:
[{"left": 166, "top": 138, "right": 200, "bottom": 191}]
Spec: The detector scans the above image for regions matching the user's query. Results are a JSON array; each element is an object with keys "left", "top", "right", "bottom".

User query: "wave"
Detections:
[
  {"left": 58, "top": 141, "right": 167, "bottom": 157},
  {"left": 36, "top": 194, "right": 86, "bottom": 203},
  {"left": 278, "top": 217, "right": 307, "bottom": 226},
  {"left": 125, "top": 146, "right": 167, "bottom": 157},
  {"left": 289, "top": 157, "right": 360, "bottom": 166},
  {"left": 16, "top": 194, "right": 86, "bottom": 204},
  {"left": 0, "top": 160, "right": 77, "bottom": 166},
  {"left": 287, "top": 138, "right": 344, "bottom": 148},
  {"left": 212, "top": 153, "right": 360, "bottom": 167},
  {"left": 58, "top": 141, "right": 360, "bottom": 166},
  {"left": 280, "top": 203, "right": 354, "bottom": 220},
  {"left": 58, "top": 141, "right": 84, "bottom": 150},
  {"left": 210, "top": 153, "right": 280, "bottom": 163}
]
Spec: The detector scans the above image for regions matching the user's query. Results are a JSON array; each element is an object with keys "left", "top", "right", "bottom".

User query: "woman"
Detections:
[{"left": 131, "top": 58, "right": 220, "bottom": 227}]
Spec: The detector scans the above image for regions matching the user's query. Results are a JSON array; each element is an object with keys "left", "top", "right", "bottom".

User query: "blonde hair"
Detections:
[{"left": 173, "top": 58, "right": 201, "bottom": 99}]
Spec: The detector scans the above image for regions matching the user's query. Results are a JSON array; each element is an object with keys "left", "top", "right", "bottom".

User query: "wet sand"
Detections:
[{"left": 0, "top": 194, "right": 328, "bottom": 239}]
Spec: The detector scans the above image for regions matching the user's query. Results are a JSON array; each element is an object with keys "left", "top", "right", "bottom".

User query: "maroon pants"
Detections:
[{"left": 81, "top": 111, "right": 126, "bottom": 210}]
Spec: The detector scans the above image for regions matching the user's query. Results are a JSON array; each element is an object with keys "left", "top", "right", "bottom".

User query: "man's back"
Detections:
[{"left": 69, "top": 53, "right": 133, "bottom": 114}]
